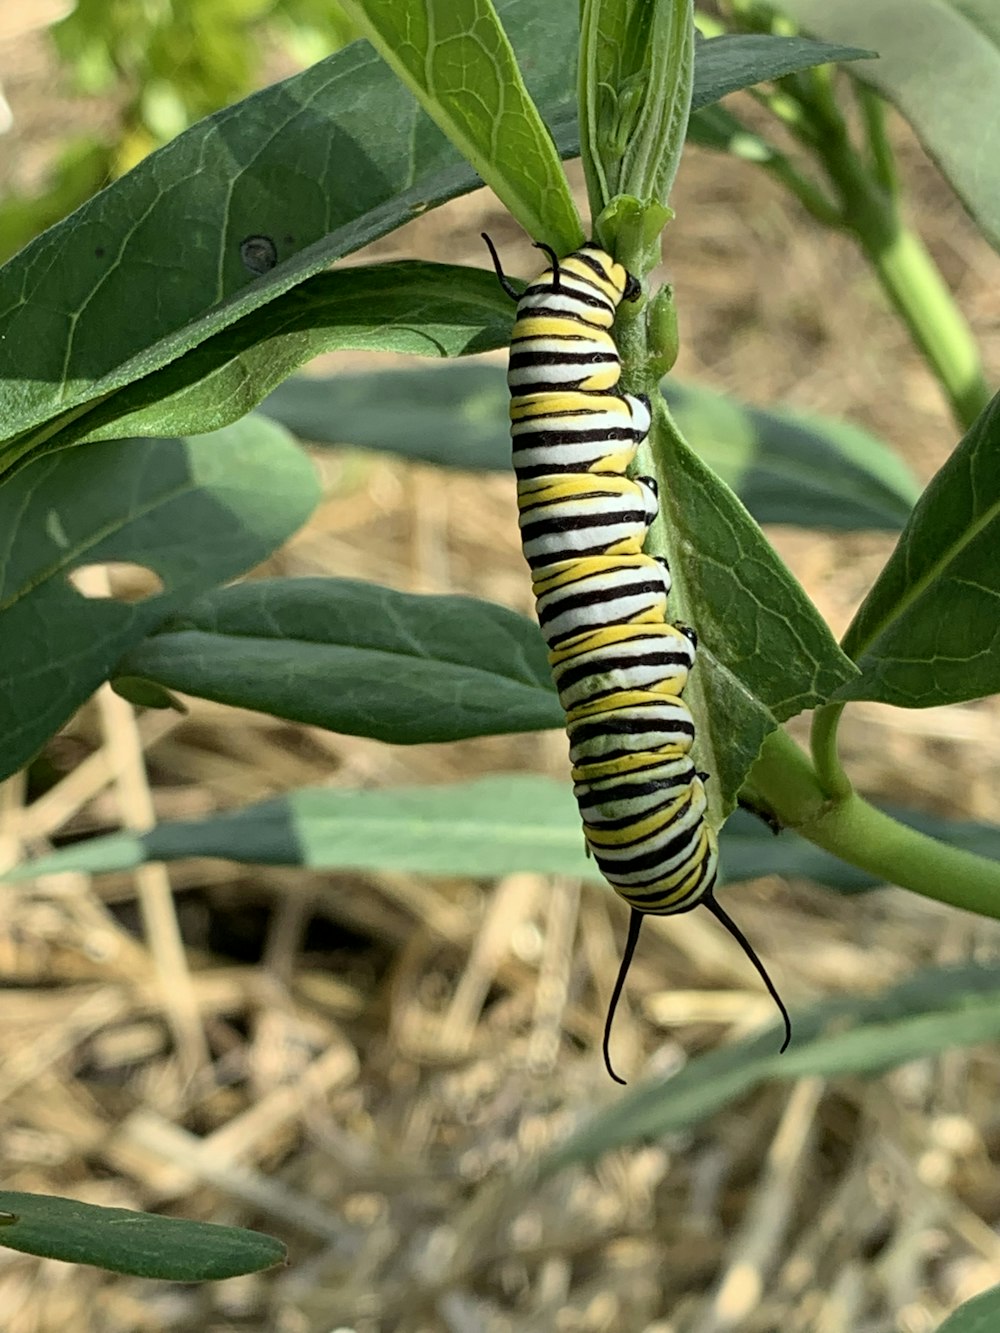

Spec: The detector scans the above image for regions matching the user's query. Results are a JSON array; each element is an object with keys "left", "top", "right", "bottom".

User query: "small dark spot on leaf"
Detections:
[
  {"left": 94, "top": 247, "right": 106, "bottom": 259},
  {"left": 240, "top": 235, "right": 278, "bottom": 275}
]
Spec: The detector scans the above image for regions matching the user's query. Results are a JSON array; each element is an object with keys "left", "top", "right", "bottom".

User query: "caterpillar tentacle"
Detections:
[{"left": 495, "top": 238, "right": 790, "bottom": 1083}]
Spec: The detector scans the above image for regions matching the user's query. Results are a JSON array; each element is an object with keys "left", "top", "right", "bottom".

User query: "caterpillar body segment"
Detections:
[{"left": 484, "top": 233, "right": 791, "bottom": 1081}]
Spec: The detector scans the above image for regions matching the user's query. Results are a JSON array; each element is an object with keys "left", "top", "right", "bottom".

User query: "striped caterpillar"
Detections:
[{"left": 484, "top": 235, "right": 791, "bottom": 1082}]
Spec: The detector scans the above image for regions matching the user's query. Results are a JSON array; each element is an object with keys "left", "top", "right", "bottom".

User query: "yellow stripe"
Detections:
[
  {"left": 513, "top": 314, "right": 614, "bottom": 338},
  {"left": 565, "top": 687, "right": 681, "bottom": 722},
  {"left": 530, "top": 553, "right": 660, "bottom": 595},
  {"left": 517, "top": 474, "right": 639, "bottom": 502},
  {"left": 548, "top": 621, "right": 686, "bottom": 665},
  {"left": 584, "top": 796, "right": 690, "bottom": 847},
  {"left": 561, "top": 252, "right": 625, "bottom": 301},
  {"left": 510, "top": 390, "right": 627, "bottom": 418},
  {"left": 572, "top": 748, "right": 691, "bottom": 782}
]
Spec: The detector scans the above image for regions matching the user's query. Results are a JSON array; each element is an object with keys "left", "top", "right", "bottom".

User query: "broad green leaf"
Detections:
[
  {"left": 839, "top": 391, "right": 1000, "bottom": 706},
  {"left": 261, "top": 364, "right": 919, "bottom": 529},
  {"left": 640, "top": 404, "right": 859, "bottom": 813},
  {"left": 666, "top": 379, "right": 920, "bottom": 529},
  {"left": 935, "top": 1285, "right": 1000, "bottom": 1333},
  {"left": 579, "top": 0, "right": 694, "bottom": 215},
  {"left": 15, "top": 764, "right": 995, "bottom": 893},
  {"left": 0, "top": 1192, "right": 284, "bottom": 1280},
  {"left": 0, "top": 15, "right": 875, "bottom": 478},
  {"left": 262, "top": 363, "right": 513, "bottom": 469},
  {"left": 0, "top": 419, "right": 318, "bottom": 782},
  {"left": 776, "top": 0, "right": 1000, "bottom": 252},
  {"left": 542, "top": 961, "right": 1000, "bottom": 1172},
  {"left": 3, "top": 775, "right": 597, "bottom": 882},
  {"left": 339, "top": 0, "right": 583, "bottom": 253},
  {"left": 114, "top": 577, "right": 563, "bottom": 743},
  {"left": 686, "top": 31, "right": 873, "bottom": 107},
  {"left": 53, "top": 265, "right": 517, "bottom": 451}
]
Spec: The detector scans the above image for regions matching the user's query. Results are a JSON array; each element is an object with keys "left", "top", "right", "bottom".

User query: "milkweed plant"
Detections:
[{"left": 0, "top": 0, "right": 998, "bottom": 1321}]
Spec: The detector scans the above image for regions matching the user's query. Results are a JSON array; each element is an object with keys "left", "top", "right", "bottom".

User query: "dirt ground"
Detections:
[{"left": 2, "top": 14, "right": 1000, "bottom": 1333}]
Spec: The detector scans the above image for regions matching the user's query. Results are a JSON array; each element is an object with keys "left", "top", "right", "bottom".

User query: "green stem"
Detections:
[
  {"left": 864, "top": 221, "right": 990, "bottom": 431},
  {"left": 856, "top": 84, "right": 898, "bottom": 195},
  {"left": 750, "top": 730, "right": 1000, "bottom": 920},
  {"left": 809, "top": 702, "right": 851, "bottom": 800},
  {"left": 762, "top": 153, "right": 842, "bottom": 228},
  {"left": 803, "top": 99, "right": 991, "bottom": 431}
]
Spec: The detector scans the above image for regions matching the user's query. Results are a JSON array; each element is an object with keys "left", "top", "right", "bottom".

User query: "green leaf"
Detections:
[
  {"left": 339, "top": 0, "right": 583, "bottom": 253},
  {"left": 687, "top": 32, "right": 873, "bottom": 107},
  {"left": 666, "top": 379, "right": 920, "bottom": 529},
  {"left": 935, "top": 1284, "right": 1000, "bottom": 1333},
  {"left": 262, "top": 363, "right": 513, "bottom": 468},
  {"left": 61, "top": 265, "right": 517, "bottom": 450},
  {"left": 3, "top": 775, "right": 598, "bottom": 882},
  {"left": 0, "top": 419, "right": 318, "bottom": 782},
  {"left": 839, "top": 391, "right": 1000, "bottom": 706},
  {"left": 0, "top": 16, "right": 876, "bottom": 480},
  {"left": 114, "top": 577, "right": 563, "bottom": 743},
  {"left": 541, "top": 961, "right": 1000, "bottom": 1173},
  {"left": 10, "top": 766, "right": 998, "bottom": 903},
  {"left": 260, "top": 364, "right": 919, "bottom": 529},
  {"left": 109, "top": 676, "right": 187, "bottom": 711},
  {"left": 638, "top": 404, "right": 860, "bottom": 812},
  {"left": 776, "top": 0, "right": 1000, "bottom": 252},
  {"left": 579, "top": 0, "right": 694, "bottom": 216},
  {"left": 0, "top": 1192, "right": 285, "bottom": 1280}
]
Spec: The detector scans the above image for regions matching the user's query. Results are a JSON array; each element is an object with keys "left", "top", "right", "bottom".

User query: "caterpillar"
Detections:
[{"left": 483, "top": 234, "right": 791, "bottom": 1083}]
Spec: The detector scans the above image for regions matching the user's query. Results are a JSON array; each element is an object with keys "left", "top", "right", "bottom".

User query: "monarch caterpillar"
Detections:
[{"left": 483, "top": 234, "right": 791, "bottom": 1082}]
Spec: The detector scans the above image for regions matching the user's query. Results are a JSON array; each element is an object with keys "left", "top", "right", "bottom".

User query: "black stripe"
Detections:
[
  {"left": 512, "top": 425, "right": 644, "bottom": 445},
  {"left": 510, "top": 350, "right": 619, "bottom": 368},
  {"left": 577, "top": 789, "right": 694, "bottom": 833},
  {"left": 575, "top": 772, "right": 693, "bottom": 810},
  {"left": 571, "top": 249, "right": 619, "bottom": 286},
  {"left": 553, "top": 648, "right": 691, "bottom": 693},
  {"left": 519, "top": 506, "right": 648, "bottom": 536},
  {"left": 516, "top": 290, "right": 612, "bottom": 315},
  {"left": 569, "top": 713, "right": 695, "bottom": 745},
  {"left": 592, "top": 812, "right": 703, "bottom": 876},
  {"left": 537, "top": 577, "right": 665, "bottom": 622},
  {"left": 616, "top": 855, "right": 715, "bottom": 907}
]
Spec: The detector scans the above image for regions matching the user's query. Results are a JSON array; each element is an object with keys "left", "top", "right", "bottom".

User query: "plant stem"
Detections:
[
  {"left": 862, "top": 219, "right": 991, "bottom": 431},
  {"left": 750, "top": 729, "right": 1000, "bottom": 919},
  {"left": 798, "top": 88, "right": 991, "bottom": 431},
  {"left": 856, "top": 85, "right": 897, "bottom": 195},
  {"left": 809, "top": 702, "right": 851, "bottom": 799}
]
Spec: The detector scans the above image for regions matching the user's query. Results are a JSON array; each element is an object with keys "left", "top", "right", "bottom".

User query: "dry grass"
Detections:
[{"left": 3, "top": 18, "right": 1000, "bottom": 1333}]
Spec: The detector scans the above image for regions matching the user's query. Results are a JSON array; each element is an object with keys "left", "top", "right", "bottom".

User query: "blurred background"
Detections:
[{"left": 2, "top": 3, "right": 1000, "bottom": 1330}]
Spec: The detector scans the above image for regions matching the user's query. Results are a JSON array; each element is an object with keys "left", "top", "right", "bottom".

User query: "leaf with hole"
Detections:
[
  {"left": 0, "top": 418, "right": 319, "bottom": 782},
  {"left": 70, "top": 265, "right": 517, "bottom": 449},
  {"left": 0, "top": 9, "right": 873, "bottom": 478}
]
